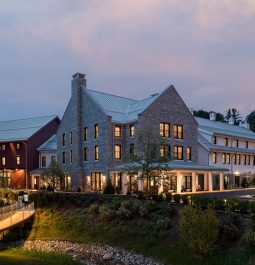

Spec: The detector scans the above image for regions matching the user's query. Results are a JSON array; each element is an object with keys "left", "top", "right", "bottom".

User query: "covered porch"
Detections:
[{"left": 110, "top": 162, "right": 228, "bottom": 195}]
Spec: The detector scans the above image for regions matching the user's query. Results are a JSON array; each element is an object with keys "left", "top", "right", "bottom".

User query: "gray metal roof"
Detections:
[
  {"left": 0, "top": 115, "right": 58, "bottom": 143},
  {"left": 198, "top": 133, "right": 255, "bottom": 155},
  {"left": 86, "top": 87, "right": 164, "bottom": 123},
  {"left": 38, "top": 134, "right": 57, "bottom": 151},
  {"left": 112, "top": 161, "right": 228, "bottom": 172},
  {"left": 196, "top": 117, "right": 255, "bottom": 141}
]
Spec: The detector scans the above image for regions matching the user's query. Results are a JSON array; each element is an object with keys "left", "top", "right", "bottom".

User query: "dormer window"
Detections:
[
  {"left": 236, "top": 140, "right": 239, "bottom": 147},
  {"left": 245, "top": 141, "right": 249, "bottom": 149},
  {"left": 212, "top": 136, "right": 217, "bottom": 145},
  {"left": 225, "top": 138, "right": 228, "bottom": 147}
]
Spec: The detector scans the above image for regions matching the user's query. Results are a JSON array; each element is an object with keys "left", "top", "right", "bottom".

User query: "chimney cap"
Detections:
[{"left": 72, "top": 72, "right": 86, "bottom": 79}]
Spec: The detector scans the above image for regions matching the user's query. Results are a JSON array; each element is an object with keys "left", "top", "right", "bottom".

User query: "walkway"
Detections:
[{"left": 0, "top": 202, "right": 35, "bottom": 231}]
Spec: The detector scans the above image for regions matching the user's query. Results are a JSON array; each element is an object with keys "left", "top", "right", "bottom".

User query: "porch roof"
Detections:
[{"left": 111, "top": 161, "right": 229, "bottom": 172}]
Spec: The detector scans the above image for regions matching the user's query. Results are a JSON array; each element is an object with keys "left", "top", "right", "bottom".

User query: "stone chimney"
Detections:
[
  {"left": 72, "top": 72, "right": 86, "bottom": 97},
  {"left": 229, "top": 116, "right": 235, "bottom": 125},
  {"left": 209, "top": 111, "right": 216, "bottom": 121}
]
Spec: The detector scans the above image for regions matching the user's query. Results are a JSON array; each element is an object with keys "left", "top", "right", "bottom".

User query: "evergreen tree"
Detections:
[
  {"left": 232, "top": 108, "right": 242, "bottom": 125},
  {"left": 247, "top": 110, "right": 255, "bottom": 132}
]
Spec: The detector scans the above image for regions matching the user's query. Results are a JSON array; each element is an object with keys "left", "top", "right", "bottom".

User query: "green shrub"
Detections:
[
  {"left": 139, "top": 205, "right": 149, "bottom": 217},
  {"left": 156, "top": 218, "right": 171, "bottom": 230},
  {"left": 179, "top": 205, "right": 219, "bottom": 256},
  {"left": 223, "top": 223, "right": 241, "bottom": 241},
  {"left": 248, "top": 201, "right": 255, "bottom": 214},
  {"left": 241, "top": 177, "right": 249, "bottom": 188},
  {"left": 89, "top": 203, "right": 99, "bottom": 214},
  {"left": 173, "top": 194, "right": 181, "bottom": 203},
  {"left": 116, "top": 207, "right": 132, "bottom": 219},
  {"left": 137, "top": 191, "right": 145, "bottom": 200},
  {"left": 103, "top": 178, "right": 115, "bottom": 194},
  {"left": 165, "top": 192, "right": 172, "bottom": 202},
  {"left": 99, "top": 205, "right": 115, "bottom": 219}
]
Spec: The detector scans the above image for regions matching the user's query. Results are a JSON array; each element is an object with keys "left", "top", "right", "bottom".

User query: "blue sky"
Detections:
[{"left": 0, "top": 0, "right": 255, "bottom": 120}]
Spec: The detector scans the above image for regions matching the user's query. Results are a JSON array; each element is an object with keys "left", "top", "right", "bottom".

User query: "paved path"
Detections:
[
  {"left": 0, "top": 203, "right": 35, "bottom": 232},
  {"left": 188, "top": 188, "right": 255, "bottom": 200}
]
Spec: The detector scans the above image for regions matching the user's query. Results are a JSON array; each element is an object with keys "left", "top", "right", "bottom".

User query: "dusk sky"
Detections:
[{"left": 0, "top": 0, "right": 255, "bottom": 121}]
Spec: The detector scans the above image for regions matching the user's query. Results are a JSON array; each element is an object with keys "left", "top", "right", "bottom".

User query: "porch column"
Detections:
[
  {"left": 176, "top": 172, "right": 182, "bottom": 193},
  {"left": 138, "top": 171, "right": 143, "bottom": 191},
  {"left": 208, "top": 172, "right": 213, "bottom": 192},
  {"left": 204, "top": 173, "right": 208, "bottom": 191},
  {"left": 219, "top": 172, "right": 224, "bottom": 191},
  {"left": 122, "top": 173, "right": 128, "bottom": 195},
  {"left": 192, "top": 172, "right": 196, "bottom": 193}
]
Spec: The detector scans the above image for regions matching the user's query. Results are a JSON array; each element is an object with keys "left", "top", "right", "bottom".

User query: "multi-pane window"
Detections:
[
  {"left": 227, "top": 153, "right": 230, "bottom": 164},
  {"left": 187, "top": 147, "right": 192, "bottom": 161},
  {"left": 236, "top": 140, "right": 239, "bottom": 147},
  {"left": 62, "top": 152, "right": 66, "bottom": 164},
  {"left": 234, "top": 154, "right": 237, "bottom": 165},
  {"left": 213, "top": 152, "right": 217, "bottom": 164},
  {"left": 247, "top": 155, "right": 251, "bottom": 165},
  {"left": 2, "top": 157, "right": 6, "bottom": 166},
  {"left": 129, "top": 144, "right": 135, "bottom": 156},
  {"left": 222, "top": 153, "right": 226, "bottom": 164},
  {"left": 130, "top": 125, "right": 135, "bottom": 137},
  {"left": 70, "top": 150, "right": 73, "bottom": 164},
  {"left": 84, "top": 127, "right": 88, "bottom": 141},
  {"left": 237, "top": 154, "right": 241, "bottom": 165},
  {"left": 62, "top": 133, "right": 66, "bottom": 146},
  {"left": 246, "top": 141, "right": 249, "bottom": 148},
  {"left": 1, "top": 144, "right": 6, "bottom": 151},
  {"left": 94, "top": 124, "right": 99, "bottom": 139},
  {"left": 41, "top": 156, "right": 46, "bottom": 167},
  {"left": 160, "top": 123, "right": 170, "bottom": 138},
  {"left": 225, "top": 138, "right": 228, "bottom": 146},
  {"left": 16, "top": 156, "right": 21, "bottom": 165},
  {"left": 174, "top": 146, "right": 183, "bottom": 160},
  {"left": 160, "top": 145, "right": 170, "bottom": 158},
  {"left": 91, "top": 172, "right": 102, "bottom": 191},
  {"left": 213, "top": 136, "right": 217, "bottom": 144},
  {"left": 94, "top": 145, "right": 99, "bottom": 160},
  {"left": 16, "top": 143, "right": 20, "bottom": 150},
  {"left": 115, "top": 125, "right": 121, "bottom": 137},
  {"left": 174, "top": 125, "right": 183, "bottom": 139},
  {"left": 84, "top": 148, "right": 88, "bottom": 161},
  {"left": 115, "top": 145, "right": 122, "bottom": 159},
  {"left": 70, "top": 131, "right": 72, "bottom": 145}
]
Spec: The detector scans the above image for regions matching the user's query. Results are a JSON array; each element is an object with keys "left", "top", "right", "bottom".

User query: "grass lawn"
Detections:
[
  {"left": 0, "top": 248, "right": 82, "bottom": 265},
  {"left": 23, "top": 204, "right": 255, "bottom": 265}
]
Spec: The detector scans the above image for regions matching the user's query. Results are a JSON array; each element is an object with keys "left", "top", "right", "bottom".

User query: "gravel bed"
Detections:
[{"left": 23, "top": 240, "right": 164, "bottom": 265}]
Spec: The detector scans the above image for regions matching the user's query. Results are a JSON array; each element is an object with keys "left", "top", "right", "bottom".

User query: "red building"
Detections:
[{"left": 0, "top": 115, "right": 59, "bottom": 189}]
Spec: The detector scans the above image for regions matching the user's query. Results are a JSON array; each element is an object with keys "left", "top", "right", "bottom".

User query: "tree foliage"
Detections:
[
  {"left": 103, "top": 178, "right": 115, "bottom": 194},
  {"left": 179, "top": 205, "right": 219, "bottom": 256},
  {"left": 193, "top": 110, "right": 225, "bottom": 122},
  {"left": 41, "top": 160, "right": 65, "bottom": 190},
  {"left": 225, "top": 108, "right": 242, "bottom": 125},
  {"left": 126, "top": 128, "right": 170, "bottom": 196},
  {"left": 247, "top": 110, "right": 255, "bottom": 132}
]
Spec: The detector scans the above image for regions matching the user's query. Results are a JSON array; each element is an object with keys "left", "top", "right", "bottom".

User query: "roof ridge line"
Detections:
[{"left": 0, "top": 115, "right": 57, "bottom": 123}]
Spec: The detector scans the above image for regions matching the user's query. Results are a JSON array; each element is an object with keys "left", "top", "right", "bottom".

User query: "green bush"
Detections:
[
  {"left": 137, "top": 191, "right": 145, "bottom": 200},
  {"left": 99, "top": 205, "right": 115, "bottom": 219},
  {"left": 179, "top": 205, "right": 219, "bottom": 256},
  {"left": 116, "top": 207, "right": 132, "bottom": 219},
  {"left": 167, "top": 203, "right": 178, "bottom": 217},
  {"left": 223, "top": 223, "right": 241, "bottom": 241},
  {"left": 89, "top": 203, "right": 99, "bottom": 214},
  {"left": 165, "top": 192, "right": 172, "bottom": 202},
  {"left": 103, "top": 178, "right": 115, "bottom": 194},
  {"left": 241, "top": 177, "right": 249, "bottom": 188},
  {"left": 173, "top": 194, "right": 181, "bottom": 203}
]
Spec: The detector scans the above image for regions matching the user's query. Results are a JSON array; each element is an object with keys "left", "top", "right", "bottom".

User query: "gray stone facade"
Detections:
[{"left": 57, "top": 73, "right": 198, "bottom": 191}]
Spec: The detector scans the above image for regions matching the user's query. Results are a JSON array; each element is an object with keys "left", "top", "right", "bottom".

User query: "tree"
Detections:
[
  {"left": 41, "top": 160, "right": 65, "bottom": 191},
  {"left": 247, "top": 110, "right": 255, "bottom": 132},
  {"left": 193, "top": 110, "right": 210, "bottom": 119},
  {"left": 216, "top": 112, "right": 225, "bottom": 122},
  {"left": 125, "top": 128, "right": 171, "bottom": 196},
  {"left": 225, "top": 108, "right": 242, "bottom": 125},
  {"left": 103, "top": 178, "right": 115, "bottom": 194}
]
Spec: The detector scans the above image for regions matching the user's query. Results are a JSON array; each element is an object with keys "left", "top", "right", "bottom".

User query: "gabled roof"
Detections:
[
  {"left": 85, "top": 86, "right": 168, "bottom": 123},
  {"left": 38, "top": 135, "right": 57, "bottom": 151},
  {"left": 195, "top": 117, "right": 255, "bottom": 141},
  {"left": 0, "top": 115, "right": 58, "bottom": 143}
]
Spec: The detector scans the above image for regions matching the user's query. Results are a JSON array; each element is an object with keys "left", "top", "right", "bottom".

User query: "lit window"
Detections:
[
  {"left": 16, "top": 156, "right": 21, "bottom": 165},
  {"left": 62, "top": 152, "right": 66, "bottom": 164},
  {"left": 115, "top": 125, "right": 122, "bottom": 137},
  {"left": 115, "top": 145, "right": 121, "bottom": 159},
  {"left": 222, "top": 153, "right": 226, "bottom": 164},
  {"left": 94, "top": 145, "right": 99, "bottom": 160},
  {"left": 174, "top": 146, "right": 183, "bottom": 160},
  {"left": 94, "top": 124, "right": 99, "bottom": 139},
  {"left": 174, "top": 125, "right": 183, "bottom": 139},
  {"left": 212, "top": 152, "right": 217, "bottom": 164},
  {"left": 41, "top": 156, "right": 46, "bottom": 167},
  {"left": 16, "top": 143, "right": 20, "bottom": 149},
  {"left": 187, "top": 147, "right": 192, "bottom": 161},
  {"left": 70, "top": 131, "right": 72, "bottom": 145},
  {"left": 160, "top": 123, "right": 170, "bottom": 137},
  {"left": 1, "top": 144, "right": 6, "bottom": 151},
  {"left": 84, "top": 127, "right": 88, "bottom": 141},
  {"left": 2, "top": 157, "right": 6, "bottom": 166},
  {"left": 70, "top": 150, "right": 73, "bottom": 164},
  {"left": 84, "top": 148, "right": 88, "bottom": 161},
  {"left": 91, "top": 172, "right": 102, "bottom": 191},
  {"left": 130, "top": 125, "right": 135, "bottom": 137},
  {"left": 62, "top": 133, "right": 66, "bottom": 146},
  {"left": 160, "top": 145, "right": 170, "bottom": 158}
]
